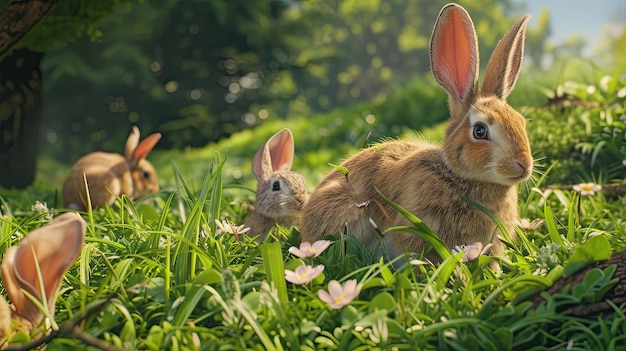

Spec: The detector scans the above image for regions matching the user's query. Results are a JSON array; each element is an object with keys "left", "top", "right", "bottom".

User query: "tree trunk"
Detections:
[
  {"left": 0, "top": 48, "right": 43, "bottom": 188},
  {"left": 0, "top": 0, "right": 60, "bottom": 57}
]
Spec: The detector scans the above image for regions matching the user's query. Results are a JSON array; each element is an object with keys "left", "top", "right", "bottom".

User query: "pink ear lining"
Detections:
[
  {"left": 133, "top": 133, "right": 162, "bottom": 161},
  {"left": 251, "top": 129, "right": 295, "bottom": 180},
  {"left": 268, "top": 129, "right": 295, "bottom": 172},
  {"left": 430, "top": 4, "right": 478, "bottom": 103}
]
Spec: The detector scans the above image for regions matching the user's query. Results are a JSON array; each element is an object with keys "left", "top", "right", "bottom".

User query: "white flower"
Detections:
[
  {"left": 518, "top": 218, "right": 545, "bottom": 231},
  {"left": 284, "top": 264, "right": 324, "bottom": 285},
  {"left": 452, "top": 242, "right": 493, "bottom": 263},
  {"left": 288, "top": 240, "right": 331, "bottom": 258},
  {"left": 31, "top": 201, "right": 52, "bottom": 220},
  {"left": 572, "top": 182, "right": 602, "bottom": 196},
  {"left": 215, "top": 219, "right": 250, "bottom": 241},
  {"left": 318, "top": 279, "right": 362, "bottom": 309},
  {"left": 31, "top": 201, "right": 49, "bottom": 213}
]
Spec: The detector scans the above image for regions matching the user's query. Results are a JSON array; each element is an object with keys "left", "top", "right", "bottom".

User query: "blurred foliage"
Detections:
[
  {"left": 527, "top": 65, "right": 626, "bottom": 185},
  {"left": 39, "top": 0, "right": 542, "bottom": 163},
  {"left": 0, "top": 0, "right": 138, "bottom": 54}
]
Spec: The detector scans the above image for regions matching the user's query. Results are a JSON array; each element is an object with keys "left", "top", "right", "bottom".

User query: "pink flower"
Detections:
[
  {"left": 452, "top": 242, "right": 493, "bottom": 263},
  {"left": 288, "top": 240, "right": 331, "bottom": 258},
  {"left": 318, "top": 279, "right": 362, "bottom": 309},
  {"left": 518, "top": 218, "right": 545, "bottom": 231},
  {"left": 285, "top": 264, "right": 324, "bottom": 285},
  {"left": 573, "top": 182, "right": 602, "bottom": 196}
]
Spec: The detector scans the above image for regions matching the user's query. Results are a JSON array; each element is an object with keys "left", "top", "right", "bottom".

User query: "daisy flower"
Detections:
[{"left": 572, "top": 182, "right": 602, "bottom": 196}]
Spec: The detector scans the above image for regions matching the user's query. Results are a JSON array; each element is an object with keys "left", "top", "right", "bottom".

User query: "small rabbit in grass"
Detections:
[
  {"left": 300, "top": 3, "right": 533, "bottom": 263},
  {"left": 62, "top": 126, "right": 161, "bottom": 210},
  {"left": 0, "top": 212, "right": 85, "bottom": 346},
  {"left": 244, "top": 128, "right": 308, "bottom": 241}
]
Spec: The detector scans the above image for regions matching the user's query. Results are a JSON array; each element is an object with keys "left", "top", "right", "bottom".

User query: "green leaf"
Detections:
[
  {"left": 563, "top": 235, "right": 612, "bottom": 277},
  {"left": 544, "top": 203, "right": 564, "bottom": 246},
  {"left": 378, "top": 189, "right": 451, "bottom": 261},
  {"left": 329, "top": 163, "right": 349, "bottom": 181},
  {"left": 341, "top": 305, "right": 361, "bottom": 325},
  {"left": 171, "top": 268, "right": 220, "bottom": 327},
  {"left": 368, "top": 292, "right": 396, "bottom": 313}
]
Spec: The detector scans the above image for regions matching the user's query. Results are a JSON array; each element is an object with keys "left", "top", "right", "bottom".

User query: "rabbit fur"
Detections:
[
  {"left": 62, "top": 126, "right": 161, "bottom": 210},
  {"left": 300, "top": 3, "right": 533, "bottom": 262},
  {"left": 244, "top": 128, "right": 308, "bottom": 241},
  {"left": 0, "top": 212, "right": 85, "bottom": 346}
]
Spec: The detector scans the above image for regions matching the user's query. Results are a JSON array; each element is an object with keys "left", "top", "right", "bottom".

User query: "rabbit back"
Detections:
[
  {"left": 62, "top": 126, "right": 161, "bottom": 210},
  {"left": 62, "top": 152, "right": 132, "bottom": 210},
  {"left": 300, "top": 138, "right": 520, "bottom": 261}
]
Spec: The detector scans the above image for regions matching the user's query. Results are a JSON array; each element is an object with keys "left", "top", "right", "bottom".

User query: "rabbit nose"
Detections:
[{"left": 516, "top": 160, "right": 532, "bottom": 178}]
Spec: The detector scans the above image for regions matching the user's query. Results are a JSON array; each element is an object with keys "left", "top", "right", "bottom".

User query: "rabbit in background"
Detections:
[
  {"left": 62, "top": 126, "right": 161, "bottom": 210},
  {"left": 244, "top": 129, "right": 308, "bottom": 242},
  {"left": 300, "top": 3, "right": 533, "bottom": 263},
  {"left": 0, "top": 212, "right": 86, "bottom": 346}
]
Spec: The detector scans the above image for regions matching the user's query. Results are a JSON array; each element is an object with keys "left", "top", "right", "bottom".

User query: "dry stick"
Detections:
[
  {"left": 5, "top": 294, "right": 120, "bottom": 351},
  {"left": 566, "top": 297, "right": 626, "bottom": 317}
]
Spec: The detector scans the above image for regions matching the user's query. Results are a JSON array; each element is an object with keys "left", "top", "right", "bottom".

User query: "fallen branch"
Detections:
[
  {"left": 5, "top": 294, "right": 119, "bottom": 351},
  {"left": 530, "top": 249, "right": 626, "bottom": 318}
]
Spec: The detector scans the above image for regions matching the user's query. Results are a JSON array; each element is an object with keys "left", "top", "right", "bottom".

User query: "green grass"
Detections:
[
  {"left": 2, "top": 150, "right": 625, "bottom": 350},
  {"left": 0, "top": 69, "right": 624, "bottom": 350}
]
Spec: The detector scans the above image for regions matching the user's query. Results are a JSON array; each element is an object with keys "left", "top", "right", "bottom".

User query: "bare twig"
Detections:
[{"left": 5, "top": 294, "right": 119, "bottom": 351}]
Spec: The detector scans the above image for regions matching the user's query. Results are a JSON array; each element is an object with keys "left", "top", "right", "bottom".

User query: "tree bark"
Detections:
[
  {"left": 531, "top": 249, "right": 626, "bottom": 317},
  {"left": 0, "top": 48, "right": 43, "bottom": 188},
  {"left": 0, "top": 0, "right": 60, "bottom": 57}
]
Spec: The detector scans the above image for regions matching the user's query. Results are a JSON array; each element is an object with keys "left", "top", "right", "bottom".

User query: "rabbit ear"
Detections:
[
  {"left": 252, "top": 129, "right": 295, "bottom": 181},
  {"left": 429, "top": 4, "right": 479, "bottom": 108},
  {"left": 131, "top": 133, "right": 161, "bottom": 164},
  {"left": 481, "top": 14, "right": 530, "bottom": 100},
  {"left": 125, "top": 126, "right": 141, "bottom": 160},
  {"left": 125, "top": 126, "right": 161, "bottom": 167},
  {"left": 1, "top": 213, "right": 86, "bottom": 324}
]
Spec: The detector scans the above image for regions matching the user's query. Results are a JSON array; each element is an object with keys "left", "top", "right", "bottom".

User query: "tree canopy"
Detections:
[{"left": 39, "top": 0, "right": 548, "bottom": 163}]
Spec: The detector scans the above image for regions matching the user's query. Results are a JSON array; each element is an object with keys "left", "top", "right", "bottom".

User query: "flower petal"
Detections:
[{"left": 327, "top": 280, "right": 343, "bottom": 299}]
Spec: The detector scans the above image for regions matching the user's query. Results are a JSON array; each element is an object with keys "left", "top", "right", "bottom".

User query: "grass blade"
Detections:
[{"left": 261, "top": 241, "right": 288, "bottom": 305}]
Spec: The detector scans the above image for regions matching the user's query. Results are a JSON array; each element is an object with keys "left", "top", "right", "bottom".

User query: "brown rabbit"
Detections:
[
  {"left": 300, "top": 4, "right": 533, "bottom": 262},
  {"left": 244, "top": 128, "right": 308, "bottom": 241},
  {"left": 62, "top": 126, "right": 161, "bottom": 210},
  {"left": 0, "top": 212, "right": 86, "bottom": 345}
]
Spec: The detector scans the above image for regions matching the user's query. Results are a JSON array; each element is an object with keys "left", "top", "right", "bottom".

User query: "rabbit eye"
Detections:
[
  {"left": 141, "top": 170, "right": 151, "bottom": 180},
  {"left": 473, "top": 124, "right": 489, "bottom": 140},
  {"left": 272, "top": 181, "right": 281, "bottom": 191}
]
